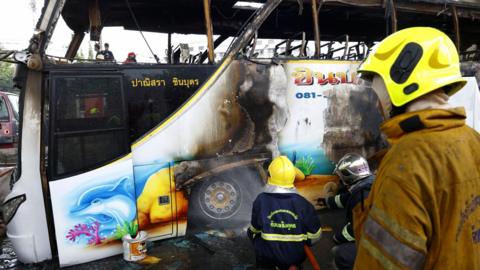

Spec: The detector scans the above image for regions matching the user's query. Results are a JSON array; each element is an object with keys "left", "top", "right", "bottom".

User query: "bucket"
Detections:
[{"left": 122, "top": 231, "right": 148, "bottom": 262}]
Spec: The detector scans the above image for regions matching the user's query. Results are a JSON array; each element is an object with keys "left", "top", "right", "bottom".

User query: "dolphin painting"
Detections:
[{"left": 70, "top": 177, "right": 137, "bottom": 237}]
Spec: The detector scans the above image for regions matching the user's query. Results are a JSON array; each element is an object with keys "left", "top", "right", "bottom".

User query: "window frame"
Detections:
[
  {"left": 48, "top": 73, "right": 130, "bottom": 180},
  {"left": 0, "top": 96, "right": 11, "bottom": 122}
]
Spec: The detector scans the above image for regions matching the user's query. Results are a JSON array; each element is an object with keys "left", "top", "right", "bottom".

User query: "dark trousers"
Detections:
[
  {"left": 256, "top": 255, "right": 302, "bottom": 270},
  {"left": 331, "top": 242, "right": 356, "bottom": 270}
]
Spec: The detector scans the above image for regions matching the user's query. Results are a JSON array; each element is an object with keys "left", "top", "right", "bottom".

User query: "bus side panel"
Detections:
[
  {"left": 5, "top": 71, "right": 52, "bottom": 263},
  {"left": 49, "top": 158, "right": 136, "bottom": 267},
  {"left": 131, "top": 60, "right": 264, "bottom": 236},
  {"left": 130, "top": 61, "right": 243, "bottom": 165},
  {"left": 279, "top": 61, "right": 384, "bottom": 204}
]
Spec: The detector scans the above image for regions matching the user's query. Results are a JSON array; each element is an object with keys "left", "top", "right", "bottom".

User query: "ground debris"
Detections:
[
  {"left": 137, "top": 256, "right": 161, "bottom": 265},
  {"left": 0, "top": 239, "right": 17, "bottom": 269}
]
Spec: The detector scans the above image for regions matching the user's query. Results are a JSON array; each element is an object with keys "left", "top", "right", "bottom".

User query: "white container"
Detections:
[{"left": 122, "top": 231, "right": 148, "bottom": 261}]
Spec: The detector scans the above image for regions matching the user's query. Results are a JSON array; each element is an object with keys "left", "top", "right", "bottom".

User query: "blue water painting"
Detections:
[{"left": 279, "top": 144, "right": 335, "bottom": 175}]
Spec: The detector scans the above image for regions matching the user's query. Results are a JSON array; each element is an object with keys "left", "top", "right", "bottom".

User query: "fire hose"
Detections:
[{"left": 304, "top": 245, "right": 321, "bottom": 270}]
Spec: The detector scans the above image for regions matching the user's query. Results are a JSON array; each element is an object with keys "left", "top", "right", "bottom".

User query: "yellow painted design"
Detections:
[{"left": 137, "top": 166, "right": 189, "bottom": 227}]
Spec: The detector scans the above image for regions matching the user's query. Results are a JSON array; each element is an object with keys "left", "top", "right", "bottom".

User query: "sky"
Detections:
[{"left": 0, "top": 0, "right": 40, "bottom": 49}]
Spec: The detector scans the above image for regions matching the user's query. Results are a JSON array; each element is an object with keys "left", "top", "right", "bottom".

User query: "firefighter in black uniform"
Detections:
[
  {"left": 248, "top": 156, "right": 322, "bottom": 270},
  {"left": 319, "top": 153, "right": 374, "bottom": 270}
]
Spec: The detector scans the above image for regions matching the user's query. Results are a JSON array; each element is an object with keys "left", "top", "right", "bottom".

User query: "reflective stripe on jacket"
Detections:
[
  {"left": 330, "top": 176, "right": 374, "bottom": 243},
  {"left": 354, "top": 108, "right": 480, "bottom": 270}
]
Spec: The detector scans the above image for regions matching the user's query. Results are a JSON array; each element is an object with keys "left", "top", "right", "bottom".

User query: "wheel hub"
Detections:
[{"left": 201, "top": 180, "right": 241, "bottom": 219}]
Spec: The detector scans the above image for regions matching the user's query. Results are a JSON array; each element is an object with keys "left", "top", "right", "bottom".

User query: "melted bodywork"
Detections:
[{"left": 322, "top": 84, "right": 386, "bottom": 163}]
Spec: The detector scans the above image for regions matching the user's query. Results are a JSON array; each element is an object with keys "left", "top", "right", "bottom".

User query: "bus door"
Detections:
[
  {"left": 46, "top": 72, "right": 135, "bottom": 266},
  {"left": 125, "top": 66, "right": 216, "bottom": 240}
]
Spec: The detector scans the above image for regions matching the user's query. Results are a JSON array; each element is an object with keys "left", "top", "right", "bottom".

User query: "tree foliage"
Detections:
[{"left": 0, "top": 61, "right": 14, "bottom": 90}]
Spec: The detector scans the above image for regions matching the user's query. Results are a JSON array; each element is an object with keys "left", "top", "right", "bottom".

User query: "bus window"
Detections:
[
  {"left": 54, "top": 77, "right": 124, "bottom": 131},
  {"left": 51, "top": 76, "right": 129, "bottom": 178},
  {"left": 54, "top": 132, "right": 128, "bottom": 176},
  {"left": 0, "top": 97, "right": 10, "bottom": 122}
]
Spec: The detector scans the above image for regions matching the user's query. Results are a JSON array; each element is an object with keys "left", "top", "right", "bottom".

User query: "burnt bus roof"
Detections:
[
  {"left": 416, "top": 0, "right": 480, "bottom": 8},
  {"left": 61, "top": 0, "right": 480, "bottom": 49}
]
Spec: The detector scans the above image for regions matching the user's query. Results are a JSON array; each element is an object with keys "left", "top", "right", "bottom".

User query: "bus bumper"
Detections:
[{"left": 6, "top": 232, "right": 38, "bottom": 263}]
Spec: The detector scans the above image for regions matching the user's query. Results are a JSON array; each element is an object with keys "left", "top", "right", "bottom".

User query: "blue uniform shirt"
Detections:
[{"left": 248, "top": 186, "right": 322, "bottom": 268}]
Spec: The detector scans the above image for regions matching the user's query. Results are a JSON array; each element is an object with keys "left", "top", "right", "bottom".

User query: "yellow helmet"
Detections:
[
  {"left": 358, "top": 27, "right": 466, "bottom": 107},
  {"left": 268, "top": 156, "right": 296, "bottom": 188}
]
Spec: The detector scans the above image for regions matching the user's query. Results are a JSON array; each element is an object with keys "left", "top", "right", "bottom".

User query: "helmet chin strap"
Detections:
[
  {"left": 371, "top": 75, "right": 407, "bottom": 119},
  {"left": 372, "top": 75, "right": 393, "bottom": 120}
]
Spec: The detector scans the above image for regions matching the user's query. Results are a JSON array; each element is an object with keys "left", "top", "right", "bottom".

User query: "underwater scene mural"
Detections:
[
  {"left": 49, "top": 158, "right": 136, "bottom": 266},
  {"left": 66, "top": 176, "right": 137, "bottom": 245}
]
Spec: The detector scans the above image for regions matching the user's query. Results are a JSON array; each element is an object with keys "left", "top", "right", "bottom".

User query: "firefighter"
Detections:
[
  {"left": 319, "top": 153, "right": 374, "bottom": 270},
  {"left": 353, "top": 27, "right": 480, "bottom": 269},
  {"left": 248, "top": 156, "right": 322, "bottom": 270}
]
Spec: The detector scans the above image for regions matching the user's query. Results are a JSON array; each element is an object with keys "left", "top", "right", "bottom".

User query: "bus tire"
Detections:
[{"left": 188, "top": 167, "right": 263, "bottom": 230}]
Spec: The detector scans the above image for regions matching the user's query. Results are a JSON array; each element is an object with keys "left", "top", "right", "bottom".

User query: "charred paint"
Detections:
[{"left": 322, "top": 83, "right": 386, "bottom": 163}]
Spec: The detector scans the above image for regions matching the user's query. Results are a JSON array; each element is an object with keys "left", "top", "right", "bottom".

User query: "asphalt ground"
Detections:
[{"left": 2, "top": 209, "right": 345, "bottom": 270}]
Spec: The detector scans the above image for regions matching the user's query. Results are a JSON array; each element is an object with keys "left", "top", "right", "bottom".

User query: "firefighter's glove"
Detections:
[
  {"left": 247, "top": 228, "right": 257, "bottom": 242},
  {"left": 316, "top": 198, "right": 327, "bottom": 208}
]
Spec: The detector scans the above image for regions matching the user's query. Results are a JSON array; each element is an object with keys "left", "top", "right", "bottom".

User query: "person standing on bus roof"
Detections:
[
  {"left": 123, "top": 52, "right": 137, "bottom": 64},
  {"left": 247, "top": 156, "right": 322, "bottom": 270},
  {"left": 102, "top": 43, "right": 115, "bottom": 61},
  {"left": 93, "top": 43, "right": 103, "bottom": 59},
  {"left": 353, "top": 27, "right": 480, "bottom": 269},
  {"left": 318, "top": 153, "right": 374, "bottom": 270}
]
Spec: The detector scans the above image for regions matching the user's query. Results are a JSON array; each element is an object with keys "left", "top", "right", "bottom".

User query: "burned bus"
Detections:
[{"left": 2, "top": 0, "right": 480, "bottom": 266}]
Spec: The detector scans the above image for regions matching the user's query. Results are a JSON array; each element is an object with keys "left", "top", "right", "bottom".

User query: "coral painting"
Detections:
[{"left": 66, "top": 221, "right": 104, "bottom": 245}]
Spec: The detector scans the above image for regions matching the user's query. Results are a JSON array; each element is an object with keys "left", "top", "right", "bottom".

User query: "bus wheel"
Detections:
[{"left": 188, "top": 168, "right": 263, "bottom": 229}]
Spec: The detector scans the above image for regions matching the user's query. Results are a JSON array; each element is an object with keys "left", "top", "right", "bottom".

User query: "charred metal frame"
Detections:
[
  {"left": 203, "top": 0, "right": 215, "bottom": 64},
  {"left": 176, "top": 157, "right": 270, "bottom": 190},
  {"left": 390, "top": 0, "right": 398, "bottom": 33},
  {"left": 64, "top": 32, "right": 85, "bottom": 61},
  {"left": 273, "top": 32, "right": 307, "bottom": 57},
  {"left": 200, "top": 36, "right": 229, "bottom": 63},
  {"left": 88, "top": 0, "right": 102, "bottom": 41},
  {"left": 225, "top": 0, "right": 282, "bottom": 59},
  {"left": 451, "top": 5, "right": 461, "bottom": 50},
  {"left": 167, "top": 33, "right": 172, "bottom": 64},
  {"left": 32, "top": 0, "right": 480, "bottom": 63},
  {"left": 311, "top": 0, "right": 321, "bottom": 58},
  {"left": 36, "top": 0, "right": 66, "bottom": 55}
]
